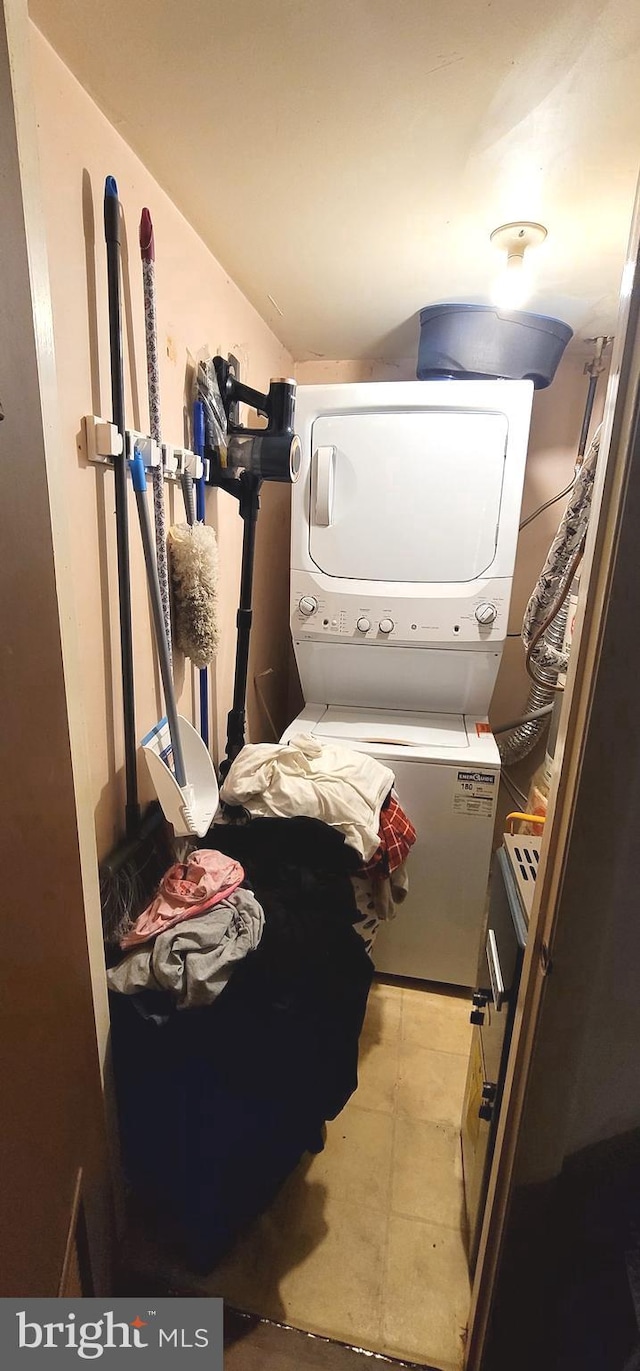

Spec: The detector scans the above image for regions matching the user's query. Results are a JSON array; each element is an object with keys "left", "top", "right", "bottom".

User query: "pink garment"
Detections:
[{"left": 121, "top": 849, "right": 245, "bottom": 949}]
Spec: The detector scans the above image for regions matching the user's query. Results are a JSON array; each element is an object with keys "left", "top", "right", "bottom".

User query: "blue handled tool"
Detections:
[
  {"left": 193, "top": 399, "right": 209, "bottom": 748},
  {"left": 130, "top": 446, "right": 187, "bottom": 787}
]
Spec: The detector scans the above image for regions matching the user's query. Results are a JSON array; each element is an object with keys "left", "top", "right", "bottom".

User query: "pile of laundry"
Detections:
[
  {"left": 220, "top": 732, "right": 416, "bottom": 954},
  {"left": 107, "top": 733, "right": 416, "bottom": 1269},
  {"left": 107, "top": 849, "right": 263, "bottom": 1008}
]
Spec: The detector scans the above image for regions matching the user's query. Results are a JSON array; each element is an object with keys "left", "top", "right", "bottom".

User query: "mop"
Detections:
[
  {"left": 133, "top": 207, "right": 218, "bottom": 836},
  {"left": 139, "top": 208, "right": 171, "bottom": 653},
  {"left": 139, "top": 207, "right": 219, "bottom": 671}
]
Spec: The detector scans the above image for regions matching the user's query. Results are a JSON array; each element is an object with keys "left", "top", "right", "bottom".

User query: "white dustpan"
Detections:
[
  {"left": 129, "top": 448, "right": 219, "bottom": 840},
  {"left": 142, "top": 714, "right": 219, "bottom": 838}
]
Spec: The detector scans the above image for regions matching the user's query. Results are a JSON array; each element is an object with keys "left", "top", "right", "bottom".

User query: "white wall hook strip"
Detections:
[
  {"left": 129, "top": 431, "right": 161, "bottom": 468},
  {"left": 181, "top": 448, "right": 203, "bottom": 480},
  {"left": 83, "top": 417, "right": 187, "bottom": 479},
  {"left": 162, "top": 442, "right": 179, "bottom": 476},
  {"left": 83, "top": 414, "right": 123, "bottom": 463}
]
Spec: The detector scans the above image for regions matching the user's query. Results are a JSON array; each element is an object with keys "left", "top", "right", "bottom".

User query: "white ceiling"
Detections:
[{"left": 30, "top": 0, "right": 640, "bottom": 361}]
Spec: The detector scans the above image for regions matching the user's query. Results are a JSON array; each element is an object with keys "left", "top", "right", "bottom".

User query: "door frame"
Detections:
[
  {"left": 1, "top": 0, "right": 113, "bottom": 1293},
  {"left": 466, "top": 182, "right": 640, "bottom": 1367}
]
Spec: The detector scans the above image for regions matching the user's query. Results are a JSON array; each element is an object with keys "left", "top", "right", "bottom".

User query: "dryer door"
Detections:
[{"left": 309, "top": 408, "right": 508, "bottom": 584}]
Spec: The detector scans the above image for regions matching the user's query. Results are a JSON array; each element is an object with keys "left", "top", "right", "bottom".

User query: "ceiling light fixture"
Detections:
[{"left": 490, "top": 221, "right": 547, "bottom": 311}]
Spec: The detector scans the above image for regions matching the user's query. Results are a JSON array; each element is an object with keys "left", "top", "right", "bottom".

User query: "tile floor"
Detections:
[{"left": 125, "top": 979, "right": 473, "bottom": 1371}]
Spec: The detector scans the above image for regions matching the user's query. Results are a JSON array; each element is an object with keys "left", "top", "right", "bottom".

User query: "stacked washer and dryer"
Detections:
[{"left": 282, "top": 380, "right": 533, "bottom": 987}]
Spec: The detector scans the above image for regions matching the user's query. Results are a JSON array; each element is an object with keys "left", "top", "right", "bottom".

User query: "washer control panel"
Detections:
[{"left": 292, "top": 576, "right": 508, "bottom": 645}]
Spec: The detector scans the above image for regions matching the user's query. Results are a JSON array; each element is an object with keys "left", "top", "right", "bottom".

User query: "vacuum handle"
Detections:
[
  {"left": 314, "top": 445, "right": 335, "bottom": 526},
  {"left": 130, "top": 449, "right": 187, "bottom": 789}
]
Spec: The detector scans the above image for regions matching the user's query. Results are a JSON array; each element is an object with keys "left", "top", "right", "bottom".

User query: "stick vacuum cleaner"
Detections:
[{"left": 205, "top": 359, "right": 300, "bottom": 777}]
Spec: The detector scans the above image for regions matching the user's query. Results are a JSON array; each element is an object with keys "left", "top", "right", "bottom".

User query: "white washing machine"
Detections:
[
  {"left": 281, "top": 704, "right": 500, "bottom": 986},
  {"left": 284, "top": 380, "right": 533, "bottom": 986}
]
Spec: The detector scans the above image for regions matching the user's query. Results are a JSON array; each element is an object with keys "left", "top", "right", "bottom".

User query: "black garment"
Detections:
[
  {"left": 209, "top": 814, "right": 362, "bottom": 881},
  {"left": 110, "top": 990, "right": 321, "bottom": 1271},
  {"left": 204, "top": 817, "right": 371, "bottom": 1119},
  {"left": 110, "top": 817, "right": 372, "bottom": 1269}
]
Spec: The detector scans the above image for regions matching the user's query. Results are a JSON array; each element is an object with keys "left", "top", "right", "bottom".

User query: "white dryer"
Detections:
[{"left": 285, "top": 380, "right": 533, "bottom": 986}]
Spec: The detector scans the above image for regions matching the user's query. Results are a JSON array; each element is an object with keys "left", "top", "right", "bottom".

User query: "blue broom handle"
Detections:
[
  {"left": 130, "top": 449, "right": 187, "bottom": 788},
  {"left": 194, "top": 401, "right": 209, "bottom": 748}
]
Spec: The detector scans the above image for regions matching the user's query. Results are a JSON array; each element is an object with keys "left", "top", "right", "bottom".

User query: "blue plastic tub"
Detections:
[{"left": 417, "top": 304, "right": 573, "bottom": 389}]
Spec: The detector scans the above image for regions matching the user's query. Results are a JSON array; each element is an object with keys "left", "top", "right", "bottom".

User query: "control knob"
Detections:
[
  {"left": 475, "top": 602, "right": 498, "bottom": 625},
  {"left": 379, "top": 618, "right": 394, "bottom": 634},
  {"left": 356, "top": 617, "right": 371, "bottom": 633},
  {"left": 299, "top": 596, "right": 318, "bottom": 617}
]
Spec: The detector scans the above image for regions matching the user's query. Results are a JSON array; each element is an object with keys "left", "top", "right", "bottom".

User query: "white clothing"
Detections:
[{"left": 220, "top": 734, "right": 394, "bottom": 861}]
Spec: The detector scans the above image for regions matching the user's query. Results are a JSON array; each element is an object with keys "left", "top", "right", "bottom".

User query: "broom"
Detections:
[{"left": 99, "top": 177, "right": 173, "bottom": 944}]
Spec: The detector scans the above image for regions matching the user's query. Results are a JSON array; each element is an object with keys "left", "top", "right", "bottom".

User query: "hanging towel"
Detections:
[
  {"left": 362, "top": 792, "right": 417, "bottom": 878},
  {"left": 219, "top": 734, "right": 394, "bottom": 861},
  {"left": 109, "top": 887, "right": 263, "bottom": 1008},
  {"left": 120, "top": 849, "right": 244, "bottom": 949}
]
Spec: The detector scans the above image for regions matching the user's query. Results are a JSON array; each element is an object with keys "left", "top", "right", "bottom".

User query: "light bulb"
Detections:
[
  {"left": 489, "top": 222, "right": 546, "bottom": 311},
  {"left": 491, "top": 253, "right": 531, "bottom": 310}
]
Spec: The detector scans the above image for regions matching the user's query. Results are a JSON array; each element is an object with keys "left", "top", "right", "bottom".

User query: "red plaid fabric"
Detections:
[{"left": 363, "top": 792, "right": 416, "bottom": 877}]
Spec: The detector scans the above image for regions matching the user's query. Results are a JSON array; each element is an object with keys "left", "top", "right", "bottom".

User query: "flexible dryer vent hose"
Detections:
[
  {"left": 497, "top": 601, "right": 568, "bottom": 765},
  {"left": 499, "top": 424, "right": 601, "bottom": 766},
  {"left": 522, "top": 428, "right": 600, "bottom": 681}
]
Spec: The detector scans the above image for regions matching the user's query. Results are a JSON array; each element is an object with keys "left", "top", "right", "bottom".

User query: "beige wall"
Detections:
[
  {"left": 294, "top": 358, "right": 416, "bottom": 385},
  {"left": 31, "top": 25, "right": 293, "bottom": 862},
  {"left": 294, "top": 350, "right": 607, "bottom": 807}
]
